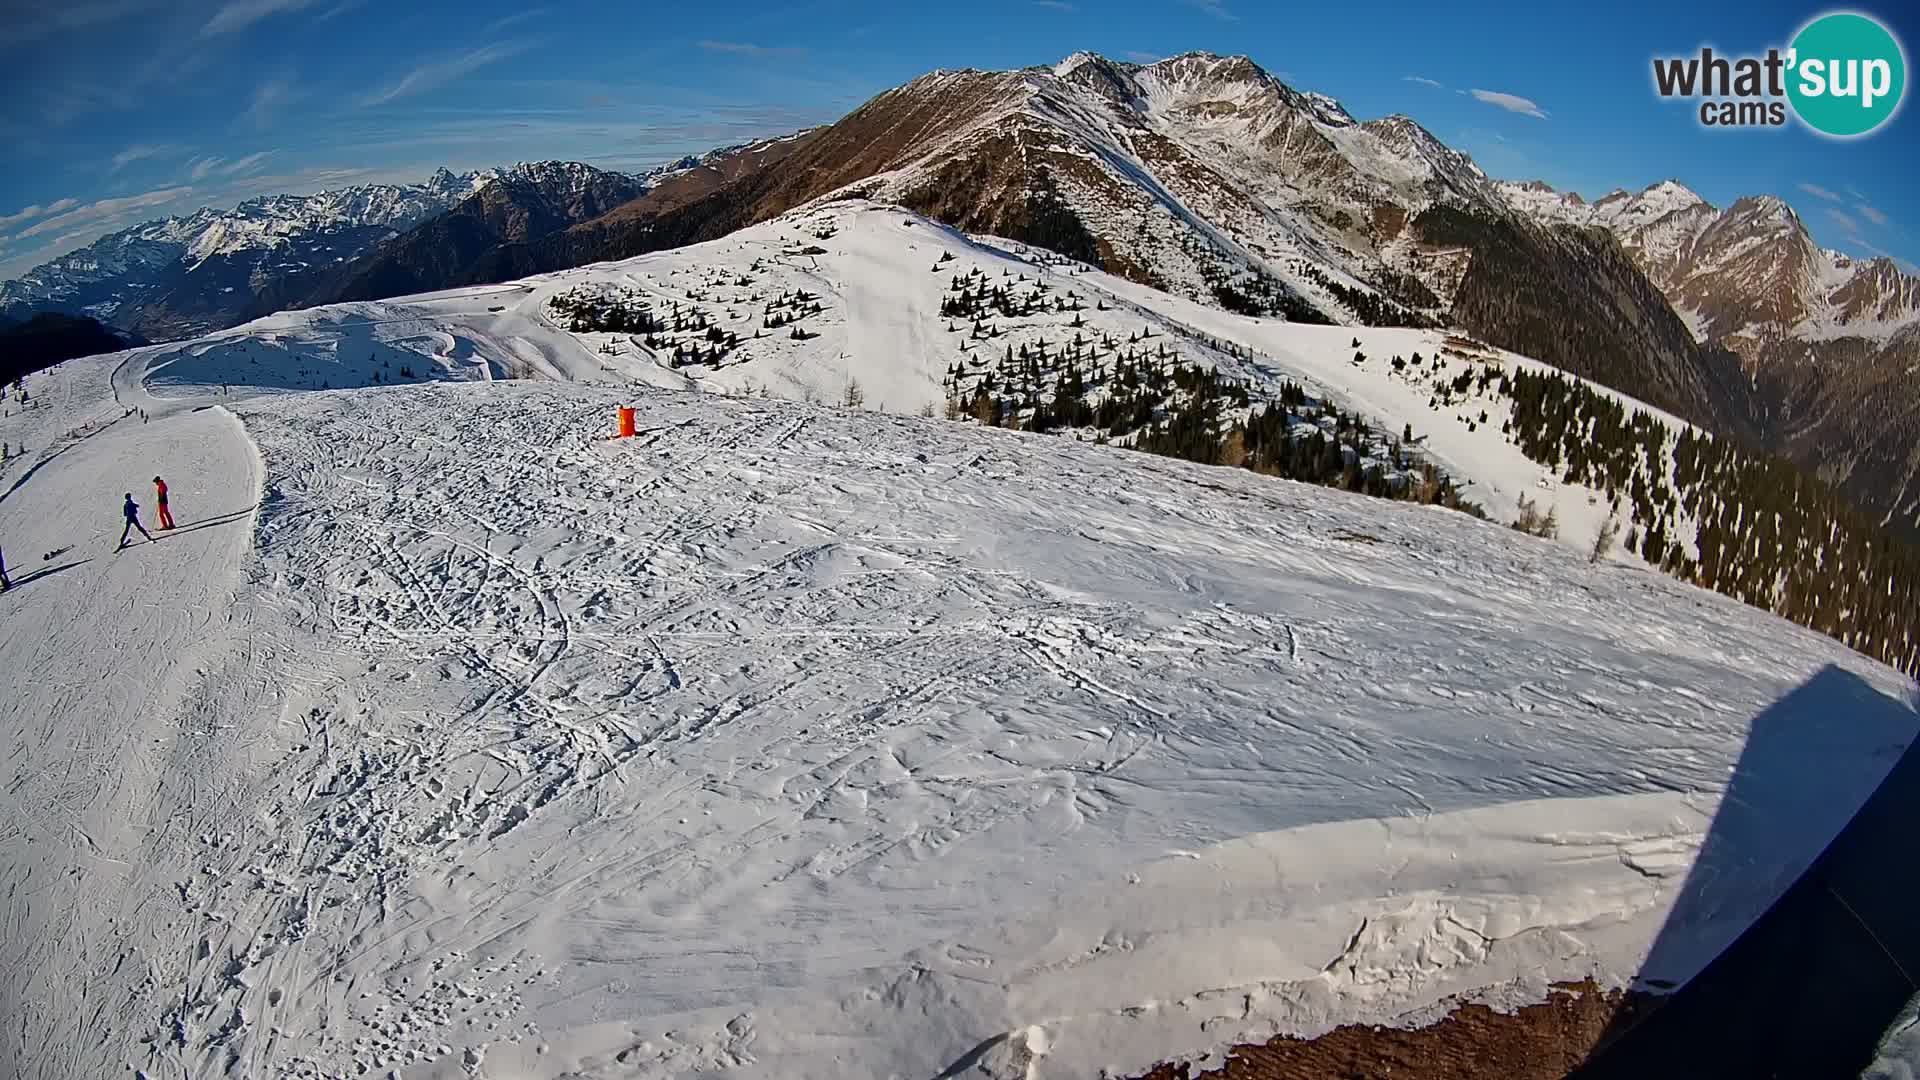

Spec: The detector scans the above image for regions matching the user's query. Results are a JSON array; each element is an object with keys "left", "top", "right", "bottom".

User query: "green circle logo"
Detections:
[{"left": 1787, "top": 12, "right": 1906, "bottom": 136}]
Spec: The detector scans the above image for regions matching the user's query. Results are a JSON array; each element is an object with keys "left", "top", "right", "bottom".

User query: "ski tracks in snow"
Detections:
[
  {"left": 5, "top": 372, "right": 1914, "bottom": 1079},
  {"left": 161, "top": 382, "right": 1909, "bottom": 1077},
  {"left": 0, "top": 357, "right": 270, "bottom": 1080}
]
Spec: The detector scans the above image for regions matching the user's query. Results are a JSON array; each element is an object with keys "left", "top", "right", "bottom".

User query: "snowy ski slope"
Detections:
[
  {"left": 1, "top": 204, "right": 1915, "bottom": 1080},
  {"left": 142, "top": 200, "right": 1707, "bottom": 565}
]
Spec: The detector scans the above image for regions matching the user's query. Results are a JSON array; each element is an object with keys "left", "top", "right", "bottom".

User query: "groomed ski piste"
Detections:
[{"left": 1, "top": 201, "right": 1914, "bottom": 1080}]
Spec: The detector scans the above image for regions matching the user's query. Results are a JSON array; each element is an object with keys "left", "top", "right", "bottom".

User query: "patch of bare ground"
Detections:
[{"left": 1129, "top": 981, "right": 1657, "bottom": 1080}]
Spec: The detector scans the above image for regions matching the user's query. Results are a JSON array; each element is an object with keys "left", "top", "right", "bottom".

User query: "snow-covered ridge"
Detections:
[{"left": 157, "top": 200, "right": 1709, "bottom": 569}]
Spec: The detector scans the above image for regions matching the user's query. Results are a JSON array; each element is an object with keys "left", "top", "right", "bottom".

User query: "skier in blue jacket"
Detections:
[{"left": 118, "top": 493, "right": 154, "bottom": 549}]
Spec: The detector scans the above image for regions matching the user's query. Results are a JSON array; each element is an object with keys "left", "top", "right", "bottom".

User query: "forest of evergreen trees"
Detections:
[
  {"left": 1495, "top": 367, "right": 1919, "bottom": 676},
  {"left": 1295, "top": 264, "right": 1438, "bottom": 329},
  {"left": 547, "top": 281, "right": 824, "bottom": 368},
  {"left": 1202, "top": 263, "right": 1333, "bottom": 324},
  {"left": 937, "top": 292, "right": 1483, "bottom": 519}
]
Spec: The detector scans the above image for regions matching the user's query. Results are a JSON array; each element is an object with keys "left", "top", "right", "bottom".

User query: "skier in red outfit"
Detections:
[{"left": 154, "top": 476, "right": 175, "bottom": 530}]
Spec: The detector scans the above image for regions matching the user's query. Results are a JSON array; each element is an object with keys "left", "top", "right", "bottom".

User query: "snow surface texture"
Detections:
[
  {"left": 2, "top": 205, "right": 1917, "bottom": 1080},
  {"left": 1866, "top": 994, "right": 1920, "bottom": 1080}
]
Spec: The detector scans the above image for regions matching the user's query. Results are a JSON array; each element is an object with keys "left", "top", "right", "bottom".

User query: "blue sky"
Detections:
[{"left": 1, "top": 0, "right": 1914, "bottom": 280}]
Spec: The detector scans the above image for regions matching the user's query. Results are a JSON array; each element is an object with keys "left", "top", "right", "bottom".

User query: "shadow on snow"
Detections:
[
  {"left": 159, "top": 505, "right": 259, "bottom": 538},
  {"left": 1, "top": 559, "right": 91, "bottom": 593},
  {"left": 1575, "top": 663, "right": 1920, "bottom": 1079}
]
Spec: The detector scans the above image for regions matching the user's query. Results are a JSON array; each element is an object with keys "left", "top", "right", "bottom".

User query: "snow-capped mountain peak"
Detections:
[
  {"left": 1052, "top": 50, "right": 1106, "bottom": 78},
  {"left": 0, "top": 167, "right": 499, "bottom": 338},
  {"left": 1496, "top": 171, "right": 1920, "bottom": 358},
  {"left": 1640, "top": 178, "right": 1706, "bottom": 208},
  {"left": 423, "top": 165, "right": 477, "bottom": 199}
]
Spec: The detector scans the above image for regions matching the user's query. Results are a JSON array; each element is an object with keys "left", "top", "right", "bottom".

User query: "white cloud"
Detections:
[
  {"left": 1121, "top": 51, "right": 1163, "bottom": 64},
  {"left": 242, "top": 76, "right": 297, "bottom": 128},
  {"left": 16, "top": 187, "right": 195, "bottom": 240},
  {"left": 359, "top": 41, "right": 533, "bottom": 106},
  {"left": 696, "top": 40, "right": 806, "bottom": 58},
  {"left": 1404, "top": 75, "right": 1445, "bottom": 89},
  {"left": 1467, "top": 89, "right": 1548, "bottom": 118},
  {"left": 1858, "top": 204, "right": 1889, "bottom": 227},
  {"left": 482, "top": 7, "right": 549, "bottom": 34},
  {"left": 0, "top": 199, "right": 81, "bottom": 230},
  {"left": 1034, "top": 0, "right": 1076, "bottom": 9},
  {"left": 315, "top": 0, "right": 366, "bottom": 19},
  {"left": 186, "top": 152, "right": 275, "bottom": 181},
  {"left": 110, "top": 143, "right": 186, "bottom": 173},
  {"left": 1826, "top": 208, "right": 1859, "bottom": 235},
  {"left": 1797, "top": 182, "right": 1841, "bottom": 202},
  {"left": 201, "top": 0, "right": 323, "bottom": 36},
  {"left": 226, "top": 150, "right": 274, "bottom": 175}
]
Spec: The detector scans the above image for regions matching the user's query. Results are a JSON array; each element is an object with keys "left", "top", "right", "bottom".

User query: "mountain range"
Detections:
[
  {"left": 0, "top": 167, "right": 487, "bottom": 340},
  {"left": 4, "top": 50, "right": 1917, "bottom": 535},
  {"left": 0, "top": 161, "right": 662, "bottom": 341}
]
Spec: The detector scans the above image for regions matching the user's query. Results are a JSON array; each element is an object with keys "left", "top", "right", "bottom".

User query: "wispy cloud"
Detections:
[
  {"left": 0, "top": 0, "right": 168, "bottom": 47},
  {"left": 1797, "top": 182, "right": 1841, "bottom": 202},
  {"left": 1467, "top": 88, "right": 1548, "bottom": 119},
  {"left": 1843, "top": 237, "right": 1914, "bottom": 271},
  {"left": 110, "top": 143, "right": 186, "bottom": 173},
  {"left": 1404, "top": 75, "right": 1445, "bottom": 89},
  {"left": 1857, "top": 204, "right": 1889, "bottom": 227},
  {"left": 1181, "top": 0, "right": 1237, "bottom": 19},
  {"left": 315, "top": 0, "right": 366, "bottom": 19},
  {"left": 1034, "top": 0, "right": 1075, "bottom": 9},
  {"left": 1826, "top": 207, "right": 1860, "bottom": 235},
  {"left": 359, "top": 41, "right": 534, "bottom": 106},
  {"left": 16, "top": 187, "right": 195, "bottom": 240},
  {"left": 228, "top": 150, "right": 275, "bottom": 175},
  {"left": 242, "top": 75, "right": 297, "bottom": 129},
  {"left": 1121, "top": 51, "right": 1164, "bottom": 64},
  {"left": 185, "top": 151, "right": 276, "bottom": 182},
  {"left": 0, "top": 199, "right": 81, "bottom": 230},
  {"left": 697, "top": 40, "right": 806, "bottom": 58},
  {"left": 482, "top": 6, "right": 549, "bottom": 34},
  {"left": 201, "top": 0, "right": 324, "bottom": 36}
]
